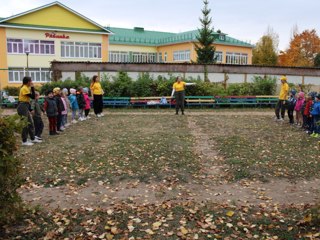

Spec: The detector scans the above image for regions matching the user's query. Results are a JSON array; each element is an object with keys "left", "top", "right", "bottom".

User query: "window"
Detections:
[
  {"left": 173, "top": 50, "right": 191, "bottom": 61},
  {"left": 40, "top": 40, "right": 55, "bottom": 54},
  {"left": 148, "top": 53, "right": 156, "bottom": 63},
  {"left": 7, "top": 38, "right": 55, "bottom": 55},
  {"left": 9, "top": 68, "right": 51, "bottom": 82},
  {"left": 109, "top": 51, "right": 129, "bottom": 62},
  {"left": 164, "top": 52, "right": 167, "bottom": 62},
  {"left": 61, "top": 41, "right": 101, "bottom": 59},
  {"left": 158, "top": 52, "right": 163, "bottom": 62},
  {"left": 132, "top": 52, "right": 148, "bottom": 62},
  {"left": 7, "top": 39, "right": 23, "bottom": 54},
  {"left": 226, "top": 52, "right": 248, "bottom": 65},
  {"left": 89, "top": 43, "right": 101, "bottom": 58},
  {"left": 219, "top": 35, "right": 226, "bottom": 41},
  {"left": 214, "top": 51, "right": 223, "bottom": 63}
]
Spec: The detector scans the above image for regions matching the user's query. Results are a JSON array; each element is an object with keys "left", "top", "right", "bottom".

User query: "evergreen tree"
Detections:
[
  {"left": 314, "top": 53, "right": 320, "bottom": 67},
  {"left": 195, "top": 0, "right": 216, "bottom": 82}
]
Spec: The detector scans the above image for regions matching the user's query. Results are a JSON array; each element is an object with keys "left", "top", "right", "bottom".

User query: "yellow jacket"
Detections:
[
  {"left": 279, "top": 82, "right": 289, "bottom": 100},
  {"left": 90, "top": 82, "right": 103, "bottom": 95}
]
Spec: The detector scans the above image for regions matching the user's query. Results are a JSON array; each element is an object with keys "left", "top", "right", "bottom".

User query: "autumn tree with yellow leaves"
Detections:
[{"left": 278, "top": 29, "right": 320, "bottom": 67}]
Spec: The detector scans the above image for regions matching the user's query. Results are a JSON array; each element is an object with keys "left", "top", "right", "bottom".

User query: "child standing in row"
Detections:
[
  {"left": 83, "top": 87, "right": 91, "bottom": 119},
  {"left": 310, "top": 94, "right": 320, "bottom": 137},
  {"left": 69, "top": 88, "right": 79, "bottom": 124},
  {"left": 303, "top": 94, "right": 313, "bottom": 133},
  {"left": 44, "top": 90, "right": 58, "bottom": 135},
  {"left": 294, "top": 91, "right": 305, "bottom": 126},
  {"left": 76, "top": 87, "right": 86, "bottom": 121},
  {"left": 61, "top": 88, "right": 70, "bottom": 127},
  {"left": 53, "top": 87, "right": 65, "bottom": 132},
  {"left": 31, "top": 91, "right": 44, "bottom": 140},
  {"left": 287, "top": 90, "right": 297, "bottom": 125}
]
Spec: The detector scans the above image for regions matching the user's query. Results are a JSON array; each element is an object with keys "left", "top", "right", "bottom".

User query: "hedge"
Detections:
[{"left": 3, "top": 73, "right": 278, "bottom": 97}]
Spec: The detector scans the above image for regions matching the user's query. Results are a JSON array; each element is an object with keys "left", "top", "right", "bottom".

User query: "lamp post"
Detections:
[{"left": 25, "top": 50, "right": 30, "bottom": 76}]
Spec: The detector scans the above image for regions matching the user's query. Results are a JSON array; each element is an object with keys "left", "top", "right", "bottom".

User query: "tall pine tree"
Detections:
[{"left": 195, "top": 0, "right": 216, "bottom": 82}]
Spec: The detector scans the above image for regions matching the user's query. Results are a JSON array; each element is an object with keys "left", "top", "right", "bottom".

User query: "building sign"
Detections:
[{"left": 45, "top": 32, "right": 70, "bottom": 39}]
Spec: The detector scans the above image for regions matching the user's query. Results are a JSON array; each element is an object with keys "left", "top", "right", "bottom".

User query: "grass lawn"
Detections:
[{"left": 2, "top": 109, "right": 319, "bottom": 239}]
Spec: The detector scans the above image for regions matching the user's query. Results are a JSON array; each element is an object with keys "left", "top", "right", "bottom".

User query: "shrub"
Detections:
[
  {"left": 109, "top": 71, "right": 133, "bottom": 97},
  {"left": 41, "top": 75, "right": 91, "bottom": 95},
  {"left": 0, "top": 113, "right": 26, "bottom": 225},
  {"left": 252, "top": 76, "right": 277, "bottom": 95},
  {"left": 155, "top": 75, "right": 175, "bottom": 96},
  {"left": 131, "top": 73, "right": 155, "bottom": 97},
  {"left": 39, "top": 72, "right": 277, "bottom": 97},
  {"left": 227, "top": 83, "right": 255, "bottom": 96},
  {"left": 3, "top": 86, "right": 20, "bottom": 96}
]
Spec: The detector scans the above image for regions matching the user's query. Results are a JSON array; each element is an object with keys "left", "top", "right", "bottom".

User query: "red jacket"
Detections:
[
  {"left": 83, "top": 93, "right": 91, "bottom": 110},
  {"left": 304, "top": 100, "right": 313, "bottom": 116}
]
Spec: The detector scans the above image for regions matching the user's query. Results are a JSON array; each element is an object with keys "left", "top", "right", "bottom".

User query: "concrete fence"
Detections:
[{"left": 51, "top": 62, "right": 320, "bottom": 92}]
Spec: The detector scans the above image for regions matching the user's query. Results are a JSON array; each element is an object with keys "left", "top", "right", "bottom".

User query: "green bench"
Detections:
[
  {"left": 215, "top": 96, "right": 257, "bottom": 107},
  {"left": 256, "top": 95, "right": 278, "bottom": 107},
  {"left": 103, "top": 97, "right": 131, "bottom": 108},
  {"left": 185, "top": 96, "right": 216, "bottom": 108}
]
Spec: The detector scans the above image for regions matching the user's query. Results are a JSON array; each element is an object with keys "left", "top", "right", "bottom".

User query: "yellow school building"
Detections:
[{"left": 0, "top": 1, "right": 253, "bottom": 89}]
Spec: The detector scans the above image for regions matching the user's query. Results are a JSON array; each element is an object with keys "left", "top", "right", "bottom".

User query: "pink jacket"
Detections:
[
  {"left": 61, "top": 97, "right": 68, "bottom": 115},
  {"left": 83, "top": 93, "right": 91, "bottom": 110},
  {"left": 294, "top": 92, "right": 305, "bottom": 111}
]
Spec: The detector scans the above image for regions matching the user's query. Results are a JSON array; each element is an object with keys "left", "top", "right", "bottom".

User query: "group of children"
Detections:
[
  {"left": 31, "top": 86, "right": 97, "bottom": 138},
  {"left": 285, "top": 89, "right": 320, "bottom": 138}
]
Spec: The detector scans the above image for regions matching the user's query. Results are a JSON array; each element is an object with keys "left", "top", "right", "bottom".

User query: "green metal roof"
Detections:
[
  {"left": 108, "top": 27, "right": 254, "bottom": 48},
  {"left": 108, "top": 27, "right": 176, "bottom": 46}
]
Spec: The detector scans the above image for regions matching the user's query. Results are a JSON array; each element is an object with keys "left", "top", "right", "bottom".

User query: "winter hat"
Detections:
[
  {"left": 83, "top": 87, "right": 89, "bottom": 93},
  {"left": 46, "top": 89, "right": 53, "bottom": 95},
  {"left": 70, "top": 88, "right": 76, "bottom": 94},
  {"left": 290, "top": 89, "right": 297, "bottom": 95},
  {"left": 298, "top": 91, "right": 305, "bottom": 98},
  {"left": 62, "top": 88, "right": 68, "bottom": 94},
  {"left": 53, "top": 87, "right": 60, "bottom": 94},
  {"left": 280, "top": 76, "right": 287, "bottom": 81}
]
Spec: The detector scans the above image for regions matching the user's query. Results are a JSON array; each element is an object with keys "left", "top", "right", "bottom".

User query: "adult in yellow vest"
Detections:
[
  {"left": 171, "top": 76, "right": 196, "bottom": 115},
  {"left": 90, "top": 75, "right": 104, "bottom": 117},
  {"left": 275, "top": 75, "right": 289, "bottom": 121},
  {"left": 17, "top": 76, "right": 42, "bottom": 146}
]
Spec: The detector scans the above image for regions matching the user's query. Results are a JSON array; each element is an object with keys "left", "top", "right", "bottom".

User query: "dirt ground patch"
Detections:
[
  {"left": 17, "top": 109, "right": 319, "bottom": 209},
  {"left": 3, "top": 109, "right": 320, "bottom": 239}
]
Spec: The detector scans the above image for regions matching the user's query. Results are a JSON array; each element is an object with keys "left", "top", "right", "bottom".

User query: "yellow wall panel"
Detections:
[
  {"left": 157, "top": 42, "right": 194, "bottom": 62},
  {"left": 109, "top": 44, "right": 157, "bottom": 52},
  {"left": 102, "top": 35, "right": 109, "bottom": 61},
  {"left": 215, "top": 44, "right": 252, "bottom": 64},
  {"left": 0, "top": 28, "right": 8, "bottom": 90},
  {"left": 6, "top": 28, "right": 104, "bottom": 68},
  {"left": 7, "top": 5, "right": 101, "bottom": 30}
]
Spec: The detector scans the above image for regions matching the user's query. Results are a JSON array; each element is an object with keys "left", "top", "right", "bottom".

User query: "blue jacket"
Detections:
[
  {"left": 68, "top": 94, "right": 79, "bottom": 110},
  {"left": 311, "top": 101, "right": 320, "bottom": 116},
  {"left": 287, "top": 96, "right": 296, "bottom": 110}
]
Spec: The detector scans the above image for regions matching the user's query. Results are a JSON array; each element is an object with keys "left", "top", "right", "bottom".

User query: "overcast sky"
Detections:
[{"left": 0, "top": 0, "right": 319, "bottom": 51}]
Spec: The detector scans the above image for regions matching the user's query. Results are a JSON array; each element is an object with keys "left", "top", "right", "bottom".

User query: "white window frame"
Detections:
[
  {"left": 61, "top": 41, "right": 101, "bottom": 59},
  {"left": 173, "top": 50, "right": 190, "bottom": 61},
  {"left": 214, "top": 51, "right": 223, "bottom": 63},
  {"left": 7, "top": 38, "right": 55, "bottom": 55},
  {"left": 8, "top": 68, "right": 51, "bottom": 83},
  {"left": 226, "top": 52, "right": 248, "bottom": 65},
  {"left": 158, "top": 52, "right": 163, "bottom": 62},
  {"left": 109, "top": 51, "right": 129, "bottom": 62}
]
